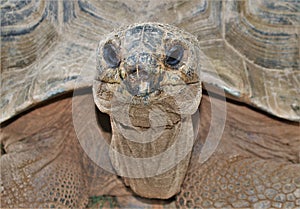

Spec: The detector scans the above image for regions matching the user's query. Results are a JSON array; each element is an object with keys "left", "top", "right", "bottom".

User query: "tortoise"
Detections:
[{"left": 1, "top": 0, "right": 299, "bottom": 208}]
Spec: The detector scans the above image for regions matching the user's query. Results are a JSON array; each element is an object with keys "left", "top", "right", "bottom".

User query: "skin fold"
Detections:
[{"left": 1, "top": 92, "right": 299, "bottom": 208}]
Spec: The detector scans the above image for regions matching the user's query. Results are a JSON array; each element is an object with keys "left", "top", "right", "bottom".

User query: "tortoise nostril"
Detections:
[{"left": 128, "top": 67, "right": 137, "bottom": 75}]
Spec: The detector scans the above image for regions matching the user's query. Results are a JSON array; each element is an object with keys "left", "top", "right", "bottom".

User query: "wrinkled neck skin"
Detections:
[
  {"left": 106, "top": 91, "right": 198, "bottom": 199},
  {"left": 93, "top": 78, "right": 202, "bottom": 199},
  {"left": 92, "top": 23, "right": 203, "bottom": 198}
]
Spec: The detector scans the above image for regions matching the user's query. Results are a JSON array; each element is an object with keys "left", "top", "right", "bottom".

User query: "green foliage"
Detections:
[{"left": 87, "top": 196, "right": 119, "bottom": 209}]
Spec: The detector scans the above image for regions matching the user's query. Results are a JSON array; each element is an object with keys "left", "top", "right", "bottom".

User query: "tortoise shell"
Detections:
[{"left": 1, "top": 0, "right": 299, "bottom": 122}]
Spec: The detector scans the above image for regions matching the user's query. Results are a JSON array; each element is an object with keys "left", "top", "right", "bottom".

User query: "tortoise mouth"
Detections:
[
  {"left": 122, "top": 69, "right": 164, "bottom": 97},
  {"left": 93, "top": 77, "right": 202, "bottom": 200}
]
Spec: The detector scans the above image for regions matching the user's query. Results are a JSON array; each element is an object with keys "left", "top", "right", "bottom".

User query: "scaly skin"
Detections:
[
  {"left": 93, "top": 23, "right": 202, "bottom": 199},
  {"left": 179, "top": 155, "right": 300, "bottom": 208},
  {"left": 0, "top": 94, "right": 130, "bottom": 208},
  {"left": 176, "top": 94, "right": 300, "bottom": 208},
  {"left": 1, "top": 93, "right": 299, "bottom": 208},
  {"left": 2, "top": 22, "right": 300, "bottom": 208}
]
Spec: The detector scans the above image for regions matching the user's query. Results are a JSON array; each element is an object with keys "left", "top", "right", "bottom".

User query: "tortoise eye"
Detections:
[
  {"left": 165, "top": 45, "right": 184, "bottom": 67},
  {"left": 103, "top": 43, "right": 120, "bottom": 68}
]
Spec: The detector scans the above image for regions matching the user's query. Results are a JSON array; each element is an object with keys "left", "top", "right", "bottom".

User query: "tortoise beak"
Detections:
[{"left": 122, "top": 66, "right": 163, "bottom": 97}]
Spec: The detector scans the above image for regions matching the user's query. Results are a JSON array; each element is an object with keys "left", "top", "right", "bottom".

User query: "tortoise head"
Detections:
[{"left": 93, "top": 23, "right": 202, "bottom": 199}]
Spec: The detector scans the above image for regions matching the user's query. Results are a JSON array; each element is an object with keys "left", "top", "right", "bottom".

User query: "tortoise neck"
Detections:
[{"left": 108, "top": 114, "right": 195, "bottom": 199}]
